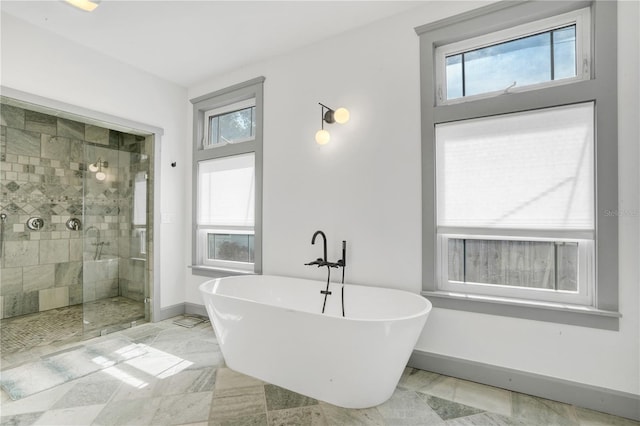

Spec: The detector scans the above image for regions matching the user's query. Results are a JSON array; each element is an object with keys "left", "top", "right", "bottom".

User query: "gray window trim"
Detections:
[
  {"left": 190, "top": 77, "right": 265, "bottom": 277},
  {"left": 416, "top": 1, "right": 618, "bottom": 329}
]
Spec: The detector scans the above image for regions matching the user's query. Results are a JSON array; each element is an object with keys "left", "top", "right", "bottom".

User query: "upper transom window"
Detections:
[
  {"left": 435, "top": 7, "right": 590, "bottom": 104},
  {"left": 203, "top": 99, "right": 256, "bottom": 149}
]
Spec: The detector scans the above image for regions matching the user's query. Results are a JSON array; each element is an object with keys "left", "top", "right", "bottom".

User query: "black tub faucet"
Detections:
[
  {"left": 307, "top": 230, "right": 328, "bottom": 266},
  {"left": 304, "top": 231, "right": 348, "bottom": 316}
]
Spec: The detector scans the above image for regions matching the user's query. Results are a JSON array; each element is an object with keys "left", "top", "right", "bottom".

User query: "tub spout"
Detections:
[{"left": 311, "top": 230, "right": 327, "bottom": 264}]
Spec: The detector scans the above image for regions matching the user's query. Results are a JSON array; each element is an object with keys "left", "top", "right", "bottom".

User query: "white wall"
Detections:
[
  {"left": 3, "top": 0, "right": 636, "bottom": 398},
  {"left": 186, "top": 1, "right": 639, "bottom": 396},
  {"left": 1, "top": 12, "right": 189, "bottom": 310}
]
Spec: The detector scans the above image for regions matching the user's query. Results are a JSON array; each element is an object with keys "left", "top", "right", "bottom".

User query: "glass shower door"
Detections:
[{"left": 82, "top": 131, "right": 150, "bottom": 336}]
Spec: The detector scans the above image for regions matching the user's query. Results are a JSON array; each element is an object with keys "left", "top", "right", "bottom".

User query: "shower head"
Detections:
[{"left": 88, "top": 159, "right": 108, "bottom": 172}]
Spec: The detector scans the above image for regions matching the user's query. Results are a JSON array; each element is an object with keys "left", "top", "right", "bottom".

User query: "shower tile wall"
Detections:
[{"left": 0, "top": 103, "right": 150, "bottom": 319}]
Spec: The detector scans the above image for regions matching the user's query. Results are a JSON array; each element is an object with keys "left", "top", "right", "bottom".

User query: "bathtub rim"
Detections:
[{"left": 199, "top": 274, "right": 432, "bottom": 323}]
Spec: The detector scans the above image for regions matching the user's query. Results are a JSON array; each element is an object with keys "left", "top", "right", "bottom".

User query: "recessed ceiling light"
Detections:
[{"left": 65, "top": 0, "right": 100, "bottom": 12}]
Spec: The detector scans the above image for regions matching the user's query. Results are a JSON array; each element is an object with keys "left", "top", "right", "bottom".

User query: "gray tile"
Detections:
[
  {"left": 444, "top": 412, "right": 531, "bottom": 425},
  {"left": 68, "top": 284, "right": 82, "bottom": 305},
  {"left": 6, "top": 128, "right": 40, "bottom": 157},
  {"left": 119, "top": 324, "right": 164, "bottom": 341},
  {"left": 54, "top": 261, "right": 82, "bottom": 287},
  {"left": 69, "top": 239, "right": 82, "bottom": 261},
  {"left": 210, "top": 387, "right": 267, "bottom": 421},
  {"left": 39, "top": 239, "right": 69, "bottom": 264},
  {"left": 22, "top": 264, "right": 55, "bottom": 293},
  {"left": 94, "top": 279, "right": 118, "bottom": 299},
  {"left": 182, "top": 349, "right": 225, "bottom": 371},
  {"left": 452, "top": 379, "right": 512, "bottom": 417},
  {"left": 24, "top": 110, "right": 56, "bottom": 135},
  {"left": 0, "top": 412, "right": 44, "bottom": 426},
  {"left": 31, "top": 404, "right": 105, "bottom": 426},
  {"left": 3, "top": 241, "right": 40, "bottom": 268},
  {"left": 512, "top": 393, "right": 579, "bottom": 425},
  {"left": 151, "top": 392, "right": 214, "bottom": 425},
  {"left": 51, "top": 380, "right": 120, "bottom": 409},
  {"left": 69, "top": 139, "right": 84, "bottom": 162},
  {"left": 57, "top": 118, "right": 84, "bottom": 140},
  {"left": 0, "top": 377, "right": 77, "bottom": 417},
  {"left": 151, "top": 367, "right": 217, "bottom": 397},
  {"left": 0, "top": 267, "right": 23, "bottom": 295},
  {"left": 38, "top": 286, "right": 69, "bottom": 311},
  {"left": 92, "top": 397, "right": 162, "bottom": 426},
  {"left": 213, "top": 368, "right": 263, "bottom": 396},
  {"left": 85, "top": 125, "right": 110, "bottom": 145},
  {"left": 268, "top": 405, "right": 326, "bottom": 426},
  {"left": 319, "top": 401, "right": 385, "bottom": 426},
  {"left": 210, "top": 414, "right": 268, "bottom": 426},
  {"left": 1, "top": 104, "right": 25, "bottom": 129},
  {"left": 400, "top": 368, "right": 457, "bottom": 401},
  {"left": 264, "top": 384, "right": 318, "bottom": 411},
  {"left": 3, "top": 291, "right": 39, "bottom": 317},
  {"left": 187, "top": 367, "right": 217, "bottom": 393},
  {"left": 420, "top": 394, "right": 485, "bottom": 420},
  {"left": 574, "top": 406, "right": 640, "bottom": 425},
  {"left": 376, "top": 388, "right": 445, "bottom": 425},
  {"left": 40, "top": 135, "right": 70, "bottom": 161}
]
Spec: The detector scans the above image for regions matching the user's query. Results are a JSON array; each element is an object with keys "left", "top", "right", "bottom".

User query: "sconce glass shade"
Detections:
[
  {"left": 95, "top": 171, "right": 106, "bottom": 181},
  {"left": 333, "top": 107, "right": 350, "bottom": 124},
  {"left": 315, "top": 129, "right": 331, "bottom": 145},
  {"left": 88, "top": 162, "right": 99, "bottom": 172}
]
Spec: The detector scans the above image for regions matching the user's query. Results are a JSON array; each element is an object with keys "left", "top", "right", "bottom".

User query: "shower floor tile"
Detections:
[{"left": 0, "top": 297, "right": 145, "bottom": 355}]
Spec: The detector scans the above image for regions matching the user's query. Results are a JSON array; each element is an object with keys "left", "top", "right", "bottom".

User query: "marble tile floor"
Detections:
[{"left": 1, "top": 318, "right": 637, "bottom": 426}]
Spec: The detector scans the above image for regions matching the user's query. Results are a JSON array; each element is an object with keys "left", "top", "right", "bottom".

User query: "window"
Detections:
[
  {"left": 203, "top": 99, "right": 256, "bottom": 148},
  {"left": 190, "top": 77, "right": 264, "bottom": 276},
  {"left": 435, "top": 8, "right": 590, "bottom": 104},
  {"left": 196, "top": 153, "right": 255, "bottom": 271},
  {"left": 436, "top": 102, "right": 595, "bottom": 305},
  {"left": 416, "top": 1, "right": 619, "bottom": 329}
]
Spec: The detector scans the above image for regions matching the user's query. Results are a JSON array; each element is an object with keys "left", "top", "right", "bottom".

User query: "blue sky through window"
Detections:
[{"left": 446, "top": 25, "right": 576, "bottom": 99}]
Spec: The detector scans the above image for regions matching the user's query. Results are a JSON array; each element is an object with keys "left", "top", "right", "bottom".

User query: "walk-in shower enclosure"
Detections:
[{"left": 0, "top": 97, "right": 153, "bottom": 335}]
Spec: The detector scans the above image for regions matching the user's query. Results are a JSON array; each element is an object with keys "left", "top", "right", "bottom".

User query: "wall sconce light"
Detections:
[
  {"left": 315, "top": 103, "right": 350, "bottom": 145},
  {"left": 89, "top": 159, "right": 108, "bottom": 181}
]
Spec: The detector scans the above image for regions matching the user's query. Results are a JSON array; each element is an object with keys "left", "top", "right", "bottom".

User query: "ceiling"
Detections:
[{"left": 1, "top": 1, "right": 426, "bottom": 88}]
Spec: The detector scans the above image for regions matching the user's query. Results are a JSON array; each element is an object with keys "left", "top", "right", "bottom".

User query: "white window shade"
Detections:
[
  {"left": 198, "top": 153, "right": 255, "bottom": 227},
  {"left": 436, "top": 102, "right": 594, "bottom": 232}
]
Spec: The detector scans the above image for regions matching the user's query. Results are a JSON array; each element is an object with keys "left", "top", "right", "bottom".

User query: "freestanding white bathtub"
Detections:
[{"left": 199, "top": 274, "right": 431, "bottom": 408}]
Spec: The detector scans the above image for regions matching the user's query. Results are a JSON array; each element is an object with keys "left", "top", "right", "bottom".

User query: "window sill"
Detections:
[
  {"left": 421, "top": 290, "right": 621, "bottom": 331},
  {"left": 189, "top": 264, "right": 255, "bottom": 278}
]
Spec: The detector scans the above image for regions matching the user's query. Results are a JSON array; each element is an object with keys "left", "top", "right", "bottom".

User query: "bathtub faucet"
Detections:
[
  {"left": 305, "top": 231, "right": 348, "bottom": 315},
  {"left": 305, "top": 230, "right": 344, "bottom": 268},
  {"left": 310, "top": 230, "right": 327, "bottom": 265}
]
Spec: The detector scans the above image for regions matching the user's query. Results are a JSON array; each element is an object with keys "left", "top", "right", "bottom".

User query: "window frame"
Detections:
[
  {"left": 416, "top": 1, "right": 620, "bottom": 330},
  {"left": 190, "top": 77, "right": 265, "bottom": 277},
  {"left": 434, "top": 7, "right": 591, "bottom": 105},
  {"left": 203, "top": 98, "right": 256, "bottom": 148}
]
